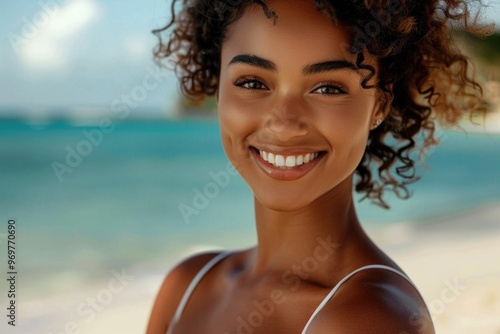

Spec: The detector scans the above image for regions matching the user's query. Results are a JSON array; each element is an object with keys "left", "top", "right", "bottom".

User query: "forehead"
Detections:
[{"left": 222, "top": 0, "right": 355, "bottom": 63}]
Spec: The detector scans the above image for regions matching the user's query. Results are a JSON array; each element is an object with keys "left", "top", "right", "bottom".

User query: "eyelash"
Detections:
[
  {"left": 311, "top": 82, "right": 349, "bottom": 96},
  {"left": 233, "top": 77, "right": 268, "bottom": 91},
  {"left": 233, "top": 78, "right": 349, "bottom": 96}
]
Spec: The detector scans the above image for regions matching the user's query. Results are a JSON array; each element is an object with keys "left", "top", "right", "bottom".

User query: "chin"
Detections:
[{"left": 253, "top": 191, "right": 317, "bottom": 212}]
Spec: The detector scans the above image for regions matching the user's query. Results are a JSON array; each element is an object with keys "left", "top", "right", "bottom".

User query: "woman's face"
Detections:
[{"left": 218, "top": 0, "right": 382, "bottom": 211}]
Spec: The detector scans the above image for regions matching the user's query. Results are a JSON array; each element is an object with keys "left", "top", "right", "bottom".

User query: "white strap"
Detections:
[
  {"left": 166, "top": 251, "right": 233, "bottom": 334},
  {"left": 301, "top": 264, "right": 418, "bottom": 334}
]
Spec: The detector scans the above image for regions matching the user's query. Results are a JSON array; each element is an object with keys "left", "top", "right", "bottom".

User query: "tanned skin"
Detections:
[{"left": 147, "top": 1, "right": 435, "bottom": 333}]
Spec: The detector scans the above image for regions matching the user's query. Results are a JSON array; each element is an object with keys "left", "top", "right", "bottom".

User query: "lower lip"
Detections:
[{"left": 250, "top": 148, "right": 324, "bottom": 181}]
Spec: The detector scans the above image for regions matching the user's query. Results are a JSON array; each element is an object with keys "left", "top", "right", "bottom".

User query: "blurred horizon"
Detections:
[{"left": 1, "top": 0, "right": 499, "bottom": 119}]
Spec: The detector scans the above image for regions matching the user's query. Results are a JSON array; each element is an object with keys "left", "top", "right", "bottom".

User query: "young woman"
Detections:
[{"left": 147, "top": 0, "right": 489, "bottom": 333}]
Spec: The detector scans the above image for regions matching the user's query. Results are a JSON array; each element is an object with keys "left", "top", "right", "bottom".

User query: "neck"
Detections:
[{"left": 247, "top": 177, "right": 366, "bottom": 285}]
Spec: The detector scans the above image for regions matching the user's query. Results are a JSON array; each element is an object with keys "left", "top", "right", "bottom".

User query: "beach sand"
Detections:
[
  {"left": 368, "top": 203, "right": 500, "bottom": 333},
  {"left": 9, "top": 203, "right": 500, "bottom": 334}
]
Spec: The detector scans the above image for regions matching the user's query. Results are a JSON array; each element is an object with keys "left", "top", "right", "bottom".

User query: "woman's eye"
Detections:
[
  {"left": 234, "top": 78, "right": 268, "bottom": 90},
  {"left": 312, "top": 84, "right": 348, "bottom": 96}
]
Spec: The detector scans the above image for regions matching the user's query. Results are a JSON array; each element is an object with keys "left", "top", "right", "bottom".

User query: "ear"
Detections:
[
  {"left": 370, "top": 85, "right": 393, "bottom": 130},
  {"left": 369, "top": 111, "right": 385, "bottom": 130}
]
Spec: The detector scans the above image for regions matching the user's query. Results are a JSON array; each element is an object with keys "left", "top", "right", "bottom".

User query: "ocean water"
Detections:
[{"left": 0, "top": 117, "right": 499, "bottom": 297}]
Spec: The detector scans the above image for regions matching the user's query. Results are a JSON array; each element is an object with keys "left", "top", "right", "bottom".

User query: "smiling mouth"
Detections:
[{"left": 251, "top": 147, "right": 325, "bottom": 169}]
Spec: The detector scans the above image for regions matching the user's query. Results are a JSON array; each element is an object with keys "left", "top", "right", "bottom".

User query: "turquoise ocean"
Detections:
[{"left": 0, "top": 115, "right": 499, "bottom": 303}]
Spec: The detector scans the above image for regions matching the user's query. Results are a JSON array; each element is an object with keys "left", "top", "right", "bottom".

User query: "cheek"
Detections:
[
  {"left": 317, "top": 97, "right": 374, "bottom": 167},
  {"left": 319, "top": 97, "right": 374, "bottom": 137},
  {"left": 218, "top": 91, "right": 256, "bottom": 159}
]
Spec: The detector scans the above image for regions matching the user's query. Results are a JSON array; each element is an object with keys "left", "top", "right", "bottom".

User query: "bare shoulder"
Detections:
[
  {"left": 307, "top": 268, "right": 435, "bottom": 334},
  {"left": 146, "top": 251, "right": 224, "bottom": 334}
]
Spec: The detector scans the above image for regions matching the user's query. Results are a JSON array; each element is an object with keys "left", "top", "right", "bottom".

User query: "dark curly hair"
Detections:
[{"left": 152, "top": 0, "right": 493, "bottom": 208}]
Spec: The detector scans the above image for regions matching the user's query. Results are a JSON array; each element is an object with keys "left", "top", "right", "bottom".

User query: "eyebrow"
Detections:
[
  {"left": 303, "top": 60, "right": 357, "bottom": 75},
  {"left": 228, "top": 54, "right": 358, "bottom": 75},
  {"left": 229, "top": 54, "right": 277, "bottom": 72}
]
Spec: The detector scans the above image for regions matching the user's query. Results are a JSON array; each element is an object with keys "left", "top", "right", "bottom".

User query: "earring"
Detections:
[{"left": 374, "top": 119, "right": 382, "bottom": 128}]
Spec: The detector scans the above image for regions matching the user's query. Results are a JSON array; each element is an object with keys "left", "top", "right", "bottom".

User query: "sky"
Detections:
[
  {"left": 0, "top": 0, "right": 177, "bottom": 117},
  {"left": 0, "top": 0, "right": 499, "bottom": 118}
]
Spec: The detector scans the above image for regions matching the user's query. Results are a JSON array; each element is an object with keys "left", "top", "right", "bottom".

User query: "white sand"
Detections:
[
  {"left": 6, "top": 204, "right": 499, "bottom": 334},
  {"left": 368, "top": 203, "right": 500, "bottom": 334}
]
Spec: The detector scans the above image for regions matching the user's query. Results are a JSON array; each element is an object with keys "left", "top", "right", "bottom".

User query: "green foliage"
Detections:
[
  {"left": 179, "top": 96, "right": 218, "bottom": 115},
  {"left": 453, "top": 30, "right": 500, "bottom": 65}
]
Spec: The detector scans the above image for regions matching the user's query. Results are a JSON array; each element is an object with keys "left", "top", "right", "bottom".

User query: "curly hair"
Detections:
[{"left": 152, "top": 0, "right": 492, "bottom": 208}]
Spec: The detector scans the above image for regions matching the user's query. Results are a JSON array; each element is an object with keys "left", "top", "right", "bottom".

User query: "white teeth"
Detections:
[
  {"left": 285, "top": 156, "right": 296, "bottom": 167},
  {"left": 257, "top": 149, "right": 321, "bottom": 168},
  {"left": 275, "top": 155, "right": 285, "bottom": 167},
  {"left": 268, "top": 153, "right": 275, "bottom": 164}
]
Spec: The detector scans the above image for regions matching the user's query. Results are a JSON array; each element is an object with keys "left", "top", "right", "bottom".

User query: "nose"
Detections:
[{"left": 266, "top": 96, "right": 309, "bottom": 142}]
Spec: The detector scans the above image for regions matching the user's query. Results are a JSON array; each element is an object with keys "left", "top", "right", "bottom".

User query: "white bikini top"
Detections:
[{"left": 166, "top": 250, "right": 418, "bottom": 334}]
